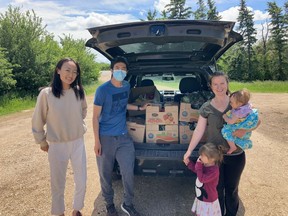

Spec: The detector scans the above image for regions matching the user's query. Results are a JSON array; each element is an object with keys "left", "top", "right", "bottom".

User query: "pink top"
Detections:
[{"left": 188, "top": 161, "right": 219, "bottom": 202}]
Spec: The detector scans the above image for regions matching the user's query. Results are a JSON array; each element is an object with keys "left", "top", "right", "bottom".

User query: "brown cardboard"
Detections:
[
  {"left": 127, "top": 118, "right": 145, "bottom": 143},
  {"left": 128, "top": 86, "right": 157, "bottom": 117},
  {"left": 179, "top": 121, "right": 207, "bottom": 144},
  {"left": 146, "top": 104, "right": 178, "bottom": 125},
  {"left": 146, "top": 124, "right": 178, "bottom": 144},
  {"left": 179, "top": 102, "right": 199, "bottom": 122},
  {"left": 129, "top": 86, "right": 157, "bottom": 103}
]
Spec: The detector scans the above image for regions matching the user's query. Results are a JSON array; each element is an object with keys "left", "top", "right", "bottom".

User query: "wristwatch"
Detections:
[{"left": 137, "top": 105, "right": 141, "bottom": 111}]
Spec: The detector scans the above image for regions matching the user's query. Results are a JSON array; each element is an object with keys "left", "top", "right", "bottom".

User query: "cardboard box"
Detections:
[
  {"left": 146, "top": 104, "right": 178, "bottom": 125},
  {"left": 128, "top": 86, "right": 157, "bottom": 117},
  {"left": 179, "top": 122, "right": 196, "bottom": 144},
  {"left": 179, "top": 102, "right": 199, "bottom": 122},
  {"left": 179, "top": 121, "right": 207, "bottom": 144},
  {"left": 146, "top": 124, "right": 178, "bottom": 144},
  {"left": 129, "top": 86, "right": 157, "bottom": 103},
  {"left": 127, "top": 118, "right": 145, "bottom": 143}
]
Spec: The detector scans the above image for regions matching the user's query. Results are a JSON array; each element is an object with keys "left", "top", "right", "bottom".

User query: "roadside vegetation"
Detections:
[
  {"left": 1, "top": 80, "right": 287, "bottom": 116},
  {"left": 0, "top": 1, "right": 287, "bottom": 116}
]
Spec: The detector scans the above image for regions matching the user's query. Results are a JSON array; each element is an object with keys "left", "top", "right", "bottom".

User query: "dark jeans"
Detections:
[
  {"left": 217, "top": 151, "right": 246, "bottom": 216},
  {"left": 97, "top": 133, "right": 135, "bottom": 206}
]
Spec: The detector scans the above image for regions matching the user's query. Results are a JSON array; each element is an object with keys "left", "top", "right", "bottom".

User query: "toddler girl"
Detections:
[{"left": 184, "top": 143, "right": 223, "bottom": 216}]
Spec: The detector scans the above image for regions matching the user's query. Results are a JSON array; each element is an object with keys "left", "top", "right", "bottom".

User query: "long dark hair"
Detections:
[{"left": 51, "top": 57, "right": 84, "bottom": 100}]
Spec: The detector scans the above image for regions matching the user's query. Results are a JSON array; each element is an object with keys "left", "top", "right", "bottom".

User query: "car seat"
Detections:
[
  {"left": 140, "top": 79, "right": 162, "bottom": 102},
  {"left": 140, "top": 79, "right": 155, "bottom": 87},
  {"left": 174, "top": 77, "right": 202, "bottom": 102}
]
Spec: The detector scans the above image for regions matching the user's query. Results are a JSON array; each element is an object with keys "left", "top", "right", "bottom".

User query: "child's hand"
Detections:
[{"left": 197, "top": 157, "right": 202, "bottom": 163}]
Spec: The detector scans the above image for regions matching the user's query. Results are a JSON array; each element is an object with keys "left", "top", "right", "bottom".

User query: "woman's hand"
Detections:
[
  {"left": 183, "top": 151, "right": 191, "bottom": 165},
  {"left": 40, "top": 145, "right": 49, "bottom": 152}
]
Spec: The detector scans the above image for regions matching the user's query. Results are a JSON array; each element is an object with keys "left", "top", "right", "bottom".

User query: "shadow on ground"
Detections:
[{"left": 92, "top": 175, "right": 196, "bottom": 216}]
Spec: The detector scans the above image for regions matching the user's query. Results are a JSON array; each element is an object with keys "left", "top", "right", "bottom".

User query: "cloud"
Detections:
[
  {"left": 254, "top": 9, "right": 270, "bottom": 21},
  {"left": 219, "top": 6, "right": 239, "bottom": 22},
  {"left": 154, "top": 0, "right": 170, "bottom": 13}
]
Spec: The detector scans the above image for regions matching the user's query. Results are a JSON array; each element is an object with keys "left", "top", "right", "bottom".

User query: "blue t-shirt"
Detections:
[{"left": 94, "top": 80, "right": 130, "bottom": 136}]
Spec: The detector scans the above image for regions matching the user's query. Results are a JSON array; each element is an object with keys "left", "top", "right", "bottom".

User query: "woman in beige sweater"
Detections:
[{"left": 32, "top": 57, "right": 87, "bottom": 216}]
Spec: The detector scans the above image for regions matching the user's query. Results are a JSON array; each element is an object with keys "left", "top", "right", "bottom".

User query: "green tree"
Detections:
[
  {"left": 267, "top": 1, "right": 287, "bottom": 80},
  {"left": 165, "top": 0, "right": 193, "bottom": 19},
  {"left": 0, "top": 48, "right": 16, "bottom": 94},
  {"left": 141, "top": 9, "right": 158, "bottom": 21},
  {"left": 160, "top": 10, "right": 168, "bottom": 20},
  {"left": 194, "top": 0, "right": 207, "bottom": 20},
  {"left": 207, "top": 0, "right": 222, "bottom": 21},
  {"left": 237, "top": 0, "right": 257, "bottom": 80},
  {"left": 0, "top": 6, "right": 49, "bottom": 92}
]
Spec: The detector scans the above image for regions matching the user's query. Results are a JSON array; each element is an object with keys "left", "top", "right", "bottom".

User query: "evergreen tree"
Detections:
[
  {"left": 194, "top": 0, "right": 207, "bottom": 20},
  {"left": 160, "top": 10, "right": 168, "bottom": 20},
  {"left": 141, "top": 9, "right": 158, "bottom": 21},
  {"left": 267, "top": 1, "right": 287, "bottom": 80},
  {"left": 207, "top": 0, "right": 222, "bottom": 20},
  {"left": 237, "top": 0, "right": 257, "bottom": 80},
  {"left": 165, "top": 0, "right": 193, "bottom": 19}
]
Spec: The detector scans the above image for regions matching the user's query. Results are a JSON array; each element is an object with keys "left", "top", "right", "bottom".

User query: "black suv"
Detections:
[{"left": 86, "top": 20, "right": 242, "bottom": 176}]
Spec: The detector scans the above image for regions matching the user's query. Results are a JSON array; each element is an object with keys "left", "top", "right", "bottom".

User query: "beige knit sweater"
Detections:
[{"left": 32, "top": 87, "right": 87, "bottom": 147}]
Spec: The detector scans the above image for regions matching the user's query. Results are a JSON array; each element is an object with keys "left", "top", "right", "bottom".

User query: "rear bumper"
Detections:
[{"left": 134, "top": 143, "right": 199, "bottom": 176}]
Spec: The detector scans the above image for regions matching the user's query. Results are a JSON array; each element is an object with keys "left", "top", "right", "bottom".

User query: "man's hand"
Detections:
[{"left": 94, "top": 141, "right": 102, "bottom": 156}]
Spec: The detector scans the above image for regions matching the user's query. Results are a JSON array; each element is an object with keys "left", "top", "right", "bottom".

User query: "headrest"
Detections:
[
  {"left": 179, "top": 77, "right": 201, "bottom": 93},
  {"left": 140, "top": 79, "right": 154, "bottom": 87}
]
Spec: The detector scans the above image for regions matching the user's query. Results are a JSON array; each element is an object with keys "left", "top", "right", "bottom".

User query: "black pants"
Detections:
[{"left": 217, "top": 151, "right": 246, "bottom": 216}]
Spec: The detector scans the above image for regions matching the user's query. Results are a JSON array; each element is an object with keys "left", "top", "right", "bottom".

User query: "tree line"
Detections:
[
  {"left": 0, "top": 6, "right": 108, "bottom": 97},
  {"left": 0, "top": 1, "right": 287, "bottom": 99},
  {"left": 143, "top": 0, "right": 288, "bottom": 81}
]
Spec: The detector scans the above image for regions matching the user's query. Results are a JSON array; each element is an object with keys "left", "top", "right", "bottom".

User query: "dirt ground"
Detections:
[{"left": 0, "top": 84, "right": 287, "bottom": 215}]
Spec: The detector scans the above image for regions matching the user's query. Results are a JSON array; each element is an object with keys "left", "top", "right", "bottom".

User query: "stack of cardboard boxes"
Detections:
[
  {"left": 126, "top": 87, "right": 206, "bottom": 144},
  {"left": 178, "top": 102, "right": 199, "bottom": 144},
  {"left": 145, "top": 104, "right": 178, "bottom": 143}
]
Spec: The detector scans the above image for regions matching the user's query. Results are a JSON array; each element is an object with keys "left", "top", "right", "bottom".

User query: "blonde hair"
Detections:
[
  {"left": 230, "top": 88, "right": 250, "bottom": 105},
  {"left": 199, "top": 143, "right": 223, "bottom": 165}
]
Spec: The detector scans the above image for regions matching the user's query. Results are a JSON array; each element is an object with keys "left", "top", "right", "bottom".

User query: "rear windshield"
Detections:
[
  {"left": 141, "top": 74, "right": 197, "bottom": 91},
  {"left": 120, "top": 41, "right": 206, "bottom": 54}
]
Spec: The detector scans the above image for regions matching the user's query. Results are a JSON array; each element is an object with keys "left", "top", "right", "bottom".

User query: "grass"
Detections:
[
  {"left": 0, "top": 95, "right": 36, "bottom": 116},
  {"left": 0, "top": 82, "right": 102, "bottom": 117},
  {"left": 0, "top": 80, "right": 287, "bottom": 116},
  {"left": 229, "top": 81, "right": 288, "bottom": 93},
  {"left": 155, "top": 80, "right": 288, "bottom": 93}
]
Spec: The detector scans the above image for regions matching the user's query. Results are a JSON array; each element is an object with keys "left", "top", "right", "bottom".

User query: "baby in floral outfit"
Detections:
[{"left": 222, "top": 88, "right": 259, "bottom": 154}]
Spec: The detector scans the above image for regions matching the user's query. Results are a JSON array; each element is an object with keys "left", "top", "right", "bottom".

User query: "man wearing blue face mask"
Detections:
[{"left": 93, "top": 56, "right": 148, "bottom": 216}]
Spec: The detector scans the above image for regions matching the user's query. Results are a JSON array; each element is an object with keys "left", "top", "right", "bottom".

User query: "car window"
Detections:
[
  {"left": 141, "top": 74, "right": 198, "bottom": 91},
  {"left": 120, "top": 41, "right": 206, "bottom": 54}
]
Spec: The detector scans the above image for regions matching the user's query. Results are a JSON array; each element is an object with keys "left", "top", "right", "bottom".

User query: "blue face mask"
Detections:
[{"left": 113, "top": 70, "right": 127, "bottom": 81}]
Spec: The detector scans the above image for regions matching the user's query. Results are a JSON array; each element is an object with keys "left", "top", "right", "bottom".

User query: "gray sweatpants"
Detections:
[{"left": 97, "top": 133, "right": 135, "bottom": 206}]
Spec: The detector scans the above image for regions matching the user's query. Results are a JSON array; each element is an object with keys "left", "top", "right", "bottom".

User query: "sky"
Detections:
[{"left": 0, "top": 0, "right": 287, "bottom": 62}]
